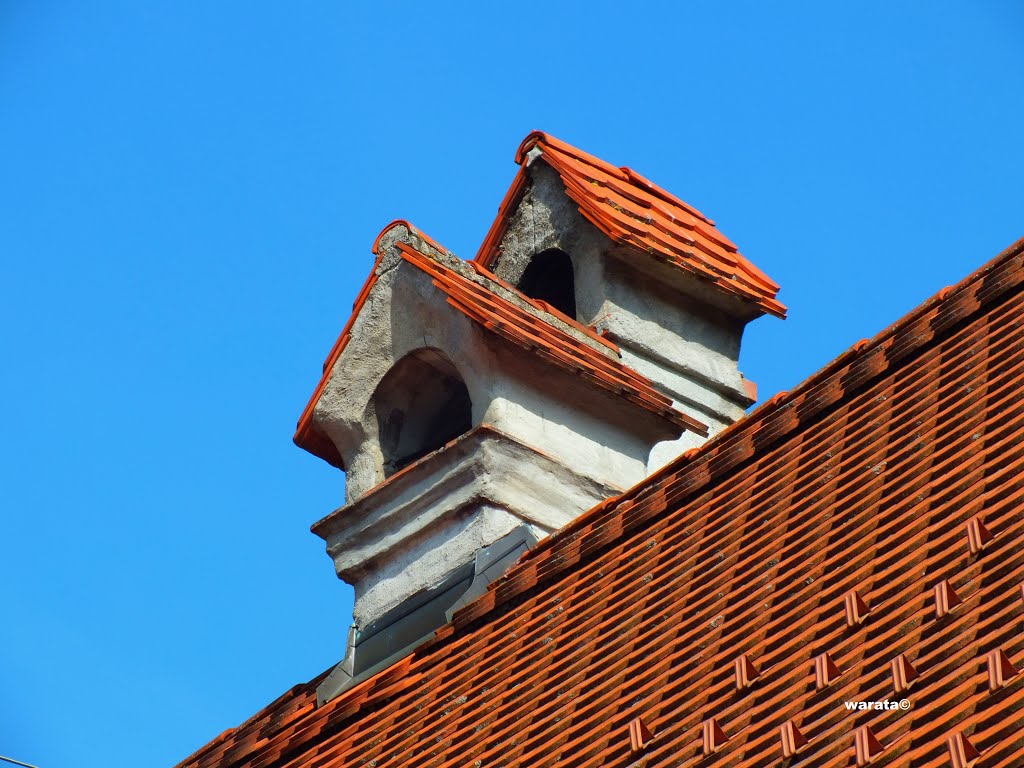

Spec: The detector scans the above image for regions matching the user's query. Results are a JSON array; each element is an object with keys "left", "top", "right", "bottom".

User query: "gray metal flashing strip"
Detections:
[{"left": 315, "top": 524, "right": 538, "bottom": 706}]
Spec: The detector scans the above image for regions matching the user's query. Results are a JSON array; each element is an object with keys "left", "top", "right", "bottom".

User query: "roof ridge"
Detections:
[
  {"left": 519, "top": 132, "right": 717, "bottom": 229},
  {"left": 174, "top": 672, "right": 326, "bottom": 768},
  {"left": 619, "top": 165, "right": 714, "bottom": 225},
  {"left": 516, "top": 131, "right": 627, "bottom": 182},
  {"left": 516, "top": 134, "right": 715, "bottom": 223}
]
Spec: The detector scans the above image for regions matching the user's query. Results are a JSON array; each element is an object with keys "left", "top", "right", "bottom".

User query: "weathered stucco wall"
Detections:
[
  {"left": 310, "top": 225, "right": 686, "bottom": 640},
  {"left": 313, "top": 427, "right": 622, "bottom": 628}
]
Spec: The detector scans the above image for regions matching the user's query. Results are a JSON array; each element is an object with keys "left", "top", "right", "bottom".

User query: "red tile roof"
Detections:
[
  {"left": 476, "top": 131, "right": 787, "bottom": 319},
  {"left": 293, "top": 222, "right": 707, "bottom": 468},
  {"left": 187, "top": 236, "right": 1024, "bottom": 768}
]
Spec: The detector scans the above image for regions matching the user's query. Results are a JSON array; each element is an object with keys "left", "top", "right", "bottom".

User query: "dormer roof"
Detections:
[
  {"left": 476, "top": 131, "right": 787, "bottom": 319},
  {"left": 397, "top": 242, "right": 707, "bottom": 437},
  {"left": 293, "top": 221, "right": 708, "bottom": 469},
  {"left": 291, "top": 221, "right": 446, "bottom": 469}
]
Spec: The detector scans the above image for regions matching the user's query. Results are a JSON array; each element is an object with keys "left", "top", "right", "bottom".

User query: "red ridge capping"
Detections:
[
  {"left": 478, "top": 238, "right": 1024, "bottom": 620},
  {"left": 293, "top": 218, "right": 708, "bottom": 467},
  {"left": 479, "top": 131, "right": 787, "bottom": 319},
  {"left": 468, "top": 261, "right": 621, "bottom": 354}
]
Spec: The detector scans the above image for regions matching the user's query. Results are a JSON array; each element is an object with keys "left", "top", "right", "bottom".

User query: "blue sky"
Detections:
[{"left": 1, "top": 3, "right": 1021, "bottom": 766}]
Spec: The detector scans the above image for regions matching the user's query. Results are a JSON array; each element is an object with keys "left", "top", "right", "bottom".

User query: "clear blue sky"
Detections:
[{"left": 2, "top": 3, "right": 1021, "bottom": 766}]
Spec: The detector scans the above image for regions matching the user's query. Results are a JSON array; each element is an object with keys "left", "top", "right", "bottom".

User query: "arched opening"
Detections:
[
  {"left": 373, "top": 349, "right": 473, "bottom": 477},
  {"left": 517, "top": 248, "right": 577, "bottom": 319}
]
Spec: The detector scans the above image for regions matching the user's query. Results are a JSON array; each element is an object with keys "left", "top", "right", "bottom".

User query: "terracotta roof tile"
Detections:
[
  {"left": 844, "top": 588, "right": 871, "bottom": 627},
  {"left": 779, "top": 719, "right": 809, "bottom": 758},
  {"left": 986, "top": 648, "right": 1019, "bottom": 693},
  {"left": 190, "top": 236, "right": 1024, "bottom": 768},
  {"left": 627, "top": 716, "right": 653, "bottom": 753},
  {"left": 891, "top": 653, "right": 920, "bottom": 694},
  {"left": 733, "top": 653, "right": 760, "bottom": 691},
  {"left": 702, "top": 717, "right": 729, "bottom": 754},
  {"left": 965, "top": 515, "right": 995, "bottom": 555},
  {"left": 947, "top": 731, "right": 981, "bottom": 768},
  {"left": 854, "top": 724, "right": 886, "bottom": 765},
  {"left": 476, "top": 131, "right": 787, "bottom": 318}
]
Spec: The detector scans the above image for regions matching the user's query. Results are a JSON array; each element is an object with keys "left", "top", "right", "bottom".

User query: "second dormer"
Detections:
[{"left": 475, "top": 132, "right": 786, "bottom": 463}]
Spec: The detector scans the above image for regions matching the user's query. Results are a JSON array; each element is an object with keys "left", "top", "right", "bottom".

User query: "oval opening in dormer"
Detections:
[
  {"left": 517, "top": 248, "right": 577, "bottom": 319},
  {"left": 373, "top": 348, "right": 472, "bottom": 477}
]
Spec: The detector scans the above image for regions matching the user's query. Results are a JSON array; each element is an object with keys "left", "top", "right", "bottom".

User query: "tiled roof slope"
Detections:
[
  {"left": 476, "top": 132, "right": 787, "bottom": 319},
  {"left": 293, "top": 223, "right": 707, "bottom": 468},
  {"left": 192, "top": 235, "right": 1024, "bottom": 768}
]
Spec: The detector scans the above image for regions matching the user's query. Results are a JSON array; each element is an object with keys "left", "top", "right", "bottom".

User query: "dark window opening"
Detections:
[
  {"left": 373, "top": 349, "right": 473, "bottom": 477},
  {"left": 517, "top": 248, "right": 577, "bottom": 319}
]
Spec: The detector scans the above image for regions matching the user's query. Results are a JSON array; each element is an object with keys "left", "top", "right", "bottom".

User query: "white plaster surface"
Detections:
[{"left": 313, "top": 426, "right": 622, "bottom": 626}]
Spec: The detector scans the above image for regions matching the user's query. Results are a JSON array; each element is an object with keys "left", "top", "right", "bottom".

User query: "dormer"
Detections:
[
  {"left": 294, "top": 221, "right": 706, "bottom": 701},
  {"left": 293, "top": 133, "right": 784, "bottom": 703},
  {"left": 475, "top": 131, "right": 786, "bottom": 463}
]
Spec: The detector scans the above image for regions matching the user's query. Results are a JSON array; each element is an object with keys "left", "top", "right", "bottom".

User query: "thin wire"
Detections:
[{"left": 0, "top": 757, "right": 41, "bottom": 768}]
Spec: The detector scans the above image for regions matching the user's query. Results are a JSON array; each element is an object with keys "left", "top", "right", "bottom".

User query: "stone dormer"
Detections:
[
  {"left": 293, "top": 134, "right": 784, "bottom": 702},
  {"left": 475, "top": 131, "right": 786, "bottom": 465}
]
